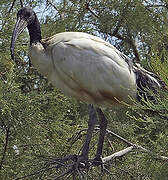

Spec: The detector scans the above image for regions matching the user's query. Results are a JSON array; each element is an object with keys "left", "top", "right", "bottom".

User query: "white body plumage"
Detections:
[{"left": 29, "top": 32, "right": 137, "bottom": 107}]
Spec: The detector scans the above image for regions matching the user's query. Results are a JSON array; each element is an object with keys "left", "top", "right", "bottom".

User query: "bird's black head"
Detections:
[
  {"left": 17, "top": 7, "right": 36, "bottom": 25},
  {"left": 10, "top": 7, "right": 41, "bottom": 60}
]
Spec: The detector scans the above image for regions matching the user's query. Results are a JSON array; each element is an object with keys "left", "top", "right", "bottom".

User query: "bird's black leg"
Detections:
[
  {"left": 93, "top": 108, "right": 108, "bottom": 166},
  {"left": 79, "top": 104, "right": 97, "bottom": 163}
]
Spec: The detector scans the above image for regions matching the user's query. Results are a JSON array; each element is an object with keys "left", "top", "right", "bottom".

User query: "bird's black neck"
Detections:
[{"left": 27, "top": 15, "right": 42, "bottom": 45}]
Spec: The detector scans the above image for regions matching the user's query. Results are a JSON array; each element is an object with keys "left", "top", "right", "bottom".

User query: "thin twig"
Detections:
[
  {"left": 0, "top": 0, "right": 16, "bottom": 32},
  {"left": 46, "top": 0, "right": 63, "bottom": 19},
  {"left": 95, "top": 128, "right": 134, "bottom": 147},
  {"left": 67, "top": 128, "right": 88, "bottom": 144},
  {"left": 106, "top": 137, "right": 114, "bottom": 151},
  {"left": 15, "top": 164, "right": 59, "bottom": 180},
  {"left": 86, "top": 3, "right": 99, "bottom": 18},
  {"left": 8, "top": 0, "right": 17, "bottom": 14},
  {"left": 20, "top": 0, "right": 23, "bottom": 8},
  {"left": 53, "top": 167, "right": 73, "bottom": 180},
  {"left": 77, "top": 168, "right": 84, "bottom": 179},
  {"left": 64, "top": 172, "right": 73, "bottom": 180}
]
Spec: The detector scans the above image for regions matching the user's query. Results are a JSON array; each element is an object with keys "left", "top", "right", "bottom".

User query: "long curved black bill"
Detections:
[{"left": 10, "top": 17, "right": 27, "bottom": 60}]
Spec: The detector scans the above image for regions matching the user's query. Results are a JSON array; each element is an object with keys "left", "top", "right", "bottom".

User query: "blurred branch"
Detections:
[
  {"left": 86, "top": 2, "right": 99, "bottom": 18},
  {"left": 8, "top": 0, "right": 16, "bottom": 14},
  {"left": 46, "top": 0, "right": 60, "bottom": 12},
  {"left": 20, "top": 0, "right": 23, "bottom": 8},
  {"left": 106, "top": 137, "right": 114, "bottom": 151},
  {"left": 0, "top": 0, "right": 16, "bottom": 32},
  {"left": 102, "top": 145, "right": 168, "bottom": 163},
  {"left": 0, "top": 127, "right": 10, "bottom": 171},
  {"left": 8, "top": 0, "right": 23, "bottom": 14},
  {"left": 46, "top": 0, "right": 64, "bottom": 19}
]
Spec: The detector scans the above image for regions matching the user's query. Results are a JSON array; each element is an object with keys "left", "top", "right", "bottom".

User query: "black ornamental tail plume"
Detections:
[{"left": 133, "top": 63, "right": 167, "bottom": 102}]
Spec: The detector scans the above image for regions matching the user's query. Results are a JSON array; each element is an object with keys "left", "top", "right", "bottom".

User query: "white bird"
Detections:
[{"left": 10, "top": 7, "right": 162, "bottom": 167}]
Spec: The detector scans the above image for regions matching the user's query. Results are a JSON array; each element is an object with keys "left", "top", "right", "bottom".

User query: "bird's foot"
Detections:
[
  {"left": 71, "top": 155, "right": 104, "bottom": 169},
  {"left": 44, "top": 154, "right": 90, "bottom": 170},
  {"left": 70, "top": 154, "right": 90, "bottom": 169},
  {"left": 41, "top": 154, "right": 103, "bottom": 170},
  {"left": 92, "top": 156, "right": 103, "bottom": 166},
  {"left": 39, "top": 154, "right": 105, "bottom": 179},
  {"left": 92, "top": 157, "right": 109, "bottom": 173}
]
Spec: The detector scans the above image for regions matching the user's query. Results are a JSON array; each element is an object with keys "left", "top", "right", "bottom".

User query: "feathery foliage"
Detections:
[{"left": 0, "top": 0, "right": 168, "bottom": 179}]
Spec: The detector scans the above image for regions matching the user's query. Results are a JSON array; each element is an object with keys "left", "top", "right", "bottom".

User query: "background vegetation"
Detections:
[{"left": 0, "top": 0, "right": 168, "bottom": 179}]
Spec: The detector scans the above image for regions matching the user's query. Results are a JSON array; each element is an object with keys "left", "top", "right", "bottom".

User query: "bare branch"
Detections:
[
  {"left": 68, "top": 127, "right": 168, "bottom": 161},
  {"left": 102, "top": 146, "right": 134, "bottom": 163},
  {"left": 106, "top": 137, "right": 114, "bottom": 151},
  {"left": 20, "top": 0, "right": 23, "bottom": 8},
  {"left": 102, "top": 145, "right": 168, "bottom": 163},
  {"left": 86, "top": 3, "right": 99, "bottom": 18},
  {"left": 0, "top": 0, "right": 17, "bottom": 32},
  {"left": 105, "top": 128, "right": 135, "bottom": 147},
  {"left": 103, "top": 128, "right": 168, "bottom": 161},
  {"left": 46, "top": 0, "right": 63, "bottom": 19},
  {"left": 8, "top": 0, "right": 17, "bottom": 14}
]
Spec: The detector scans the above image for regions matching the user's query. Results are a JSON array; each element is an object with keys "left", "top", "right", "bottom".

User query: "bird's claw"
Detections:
[
  {"left": 72, "top": 155, "right": 90, "bottom": 169},
  {"left": 92, "top": 157, "right": 103, "bottom": 166}
]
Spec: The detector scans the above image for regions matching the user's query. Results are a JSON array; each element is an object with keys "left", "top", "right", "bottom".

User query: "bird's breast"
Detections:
[{"left": 28, "top": 43, "right": 54, "bottom": 78}]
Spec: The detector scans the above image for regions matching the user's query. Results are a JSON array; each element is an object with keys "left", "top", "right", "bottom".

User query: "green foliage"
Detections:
[{"left": 0, "top": 0, "right": 168, "bottom": 179}]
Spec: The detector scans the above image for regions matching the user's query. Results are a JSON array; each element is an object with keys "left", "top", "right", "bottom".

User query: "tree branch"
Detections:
[
  {"left": 102, "top": 146, "right": 134, "bottom": 163},
  {"left": 8, "top": 0, "right": 17, "bottom": 14},
  {"left": 103, "top": 128, "right": 168, "bottom": 161},
  {"left": 68, "top": 127, "right": 168, "bottom": 161},
  {"left": 46, "top": 0, "right": 64, "bottom": 19},
  {"left": 85, "top": 3, "right": 99, "bottom": 18},
  {"left": 20, "top": 0, "right": 23, "bottom": 8}
]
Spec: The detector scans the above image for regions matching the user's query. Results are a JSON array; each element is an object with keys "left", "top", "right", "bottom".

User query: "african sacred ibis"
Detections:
[{"left": 10, "top": 7, "right": 162, "bottom": 166}]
